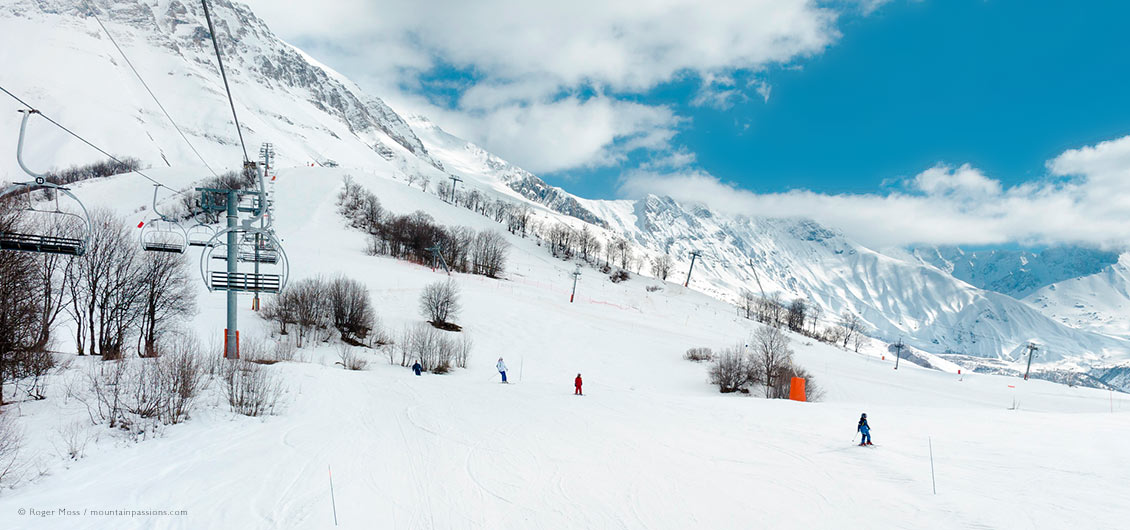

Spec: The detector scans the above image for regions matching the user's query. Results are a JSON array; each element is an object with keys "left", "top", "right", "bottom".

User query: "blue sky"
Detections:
[
  {"left": 546, "top": 0, "right": 1130, "bottom": 199},
  {"left": 249, "top": 0, "right": 1130, "bottom": 248}
]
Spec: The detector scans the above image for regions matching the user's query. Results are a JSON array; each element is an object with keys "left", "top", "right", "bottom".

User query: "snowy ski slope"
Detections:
[{"left": 1, "top": 165, "right": 1127, "bottom": 530}]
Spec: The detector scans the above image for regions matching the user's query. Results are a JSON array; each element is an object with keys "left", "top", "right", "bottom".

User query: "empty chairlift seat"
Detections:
[{"left": 210, "top": 271, "right": 282, "bottom": 293}]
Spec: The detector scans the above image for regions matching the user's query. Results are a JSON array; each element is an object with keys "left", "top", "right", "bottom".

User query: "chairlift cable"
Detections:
[
  {"left": 0, "top": 84, "right": 187, "bottom": 197},
  {"left": 200, "top": 0, "right": 250, "bottom": 164},
  {"left": 87, "top": 6, "right": 220, "bottom": 178}
]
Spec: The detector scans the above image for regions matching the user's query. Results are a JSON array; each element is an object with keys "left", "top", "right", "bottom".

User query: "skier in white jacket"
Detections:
[{"left": 497, "top": 357, "right": 508, "bottom": 383}]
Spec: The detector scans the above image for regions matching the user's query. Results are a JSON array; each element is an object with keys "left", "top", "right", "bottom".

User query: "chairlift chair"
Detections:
[
  {"left": 186, "top": 221, "right": 218, "bottom": 247},
  {"left": 236, "top": 231, "right": 279, "bottom": 264},
  {"left": 201, "top": 226, "right": 288, "bottom": 294},
  {"left": 139, "top": 185, "right": 188, "bottom": 253},
  {"left": 0, "top": 110, "right": 92, "bottom": 256}
]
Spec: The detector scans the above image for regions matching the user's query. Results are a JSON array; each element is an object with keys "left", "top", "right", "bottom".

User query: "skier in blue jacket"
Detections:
[{"left": 858, "top": 413, "right": 872, "bottom": 446}]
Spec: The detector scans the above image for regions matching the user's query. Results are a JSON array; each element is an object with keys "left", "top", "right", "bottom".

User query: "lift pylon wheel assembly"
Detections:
[{"left": 0, "top": 110, "right": 92, "bottom": 256}]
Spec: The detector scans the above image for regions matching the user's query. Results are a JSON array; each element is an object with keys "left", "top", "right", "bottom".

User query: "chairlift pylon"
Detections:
[
  {"left": 139, "top": 185, "right": 188, "bottom": 253},
  {"left": 0, "top": 110, "right": 92, "bottom": 256}
]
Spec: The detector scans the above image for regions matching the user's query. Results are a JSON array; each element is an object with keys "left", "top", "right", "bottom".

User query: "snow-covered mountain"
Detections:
[
  {"left": 576, "top": 196, "right": 1129, "bottom": 365},
  {"left": 910, "top": 245, "right": 1121, "bottom": 299},
  {"left": 3, "top": 0, "right": 1128, "bottom": 378},
  {"left": 1024, "top": 254, "right": 1130, "bottom": 340},
  {"left": 0, "top": 0, "right": 442, "bottom": 180}
]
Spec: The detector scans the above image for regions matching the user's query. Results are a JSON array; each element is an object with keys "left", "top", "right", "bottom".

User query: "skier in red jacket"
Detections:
[{"left": 574, "top": 373, "right": 583, "bottom": 395}]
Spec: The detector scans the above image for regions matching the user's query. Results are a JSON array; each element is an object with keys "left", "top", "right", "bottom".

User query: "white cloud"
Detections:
[
  {"left": 912, "top": 163, "right": 1003, "bottom": 198},
  {"left": 242, "top": 0, "right": 846, "bottom": 172},
  {"left": 619, "top": 135, "right": 1130, "bottom": 249}
]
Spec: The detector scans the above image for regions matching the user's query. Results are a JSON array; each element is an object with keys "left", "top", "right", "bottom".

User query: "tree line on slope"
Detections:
[
  {"left": 737, "top": 290, "right": 870, "bottom": 353},
  {"left": 338, "top": 176, "right": 510, "bottom": 278}
]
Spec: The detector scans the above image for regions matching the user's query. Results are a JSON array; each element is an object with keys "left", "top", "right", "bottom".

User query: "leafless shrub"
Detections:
[
  {"left": 684, "top": 347, "right": 714, "bottom": 362},
  {"left": 8, "top": 350, "right": 56, "bottom": 400},
  {"left": 223, "top": 361, "right": 284, "bottom": 417},
  {"left": 272, "top": 339, "right": 298, "bottom": 362},
  {"left": 456, "top": 335, "right": 472, "bottom": 369},
  {"left": 336, "top": 344, "right": 369, "bottom": 371},
  {"left": 73, "top": 340, "right": 207, "bottom": 429},
  {"left": 73, "top": 359, "right": 130, "bottom": 428},
  {"left": 646, "top": 285, "right": 663, "bottom": 292},
  {"left": 400, "top": 323, "right": 464, "bottom": 373},
  {"left": 55, "top": 420, "right": 94, "bottom": 461},
  {"left": 159, "top": 344, "right": 207, "bottom": 424},
  {"left": 241, "top": 336, "right": 275, "bottom": 365},
  {"left": 769, "top": 364, "right": 825, "bottom": 402},
  {"left": 709, "top": 345, "right": 757, "bottom": 393},
  {"left": 371, "top": 317, "right": 393, "bottom": 347},
  {"left": 0, "top": 411, "right": 23, "bottom": 486}
]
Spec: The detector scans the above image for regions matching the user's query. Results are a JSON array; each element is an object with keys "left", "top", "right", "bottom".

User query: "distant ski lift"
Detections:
[
  {"left": 201, "top": 227, "right": 288, "bottom": 293},
  {"left": 0, "top": 110, "right": 92, "bottom": 256}
]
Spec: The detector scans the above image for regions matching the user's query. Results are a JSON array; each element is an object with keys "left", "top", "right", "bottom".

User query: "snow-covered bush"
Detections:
[
  {"left": 684, "top": 347, "right": 713, "bottom": 362},
  {"left": 223, "top": 361, "right": 284, "bottom": 417},
  {"left": 610, "top": 269, "right": 630, "bottom": 283}
]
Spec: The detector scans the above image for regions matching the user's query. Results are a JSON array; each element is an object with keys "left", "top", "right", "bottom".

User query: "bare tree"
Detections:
[
  {"left": 786, "top": 298, "right": 807, "bottom": 333},
  {"left": 740, "top": 289, "right": 757, "bottom": 320},
  {"left": 651, "top": 254, "right": 673, "bottom": 281},
  {"left": 852, "top": 331, "right": 871, "bottom": 353},
  {"left": 752, "top": 325, "right": 794, "bottom": 398},
  {"left": 808, "top": 303, "right": 823, "bottom": 336},
  {"left": 327, "top": 276, "right": 375, "bottom": 344},
  {"left": 577, "top": 226, "right": 600, "bottom": 262},
  {"left": 471, "top": 230, "right": 509, "bottom": 278},
  {"left": 419, "top": 279, "right": 461, "bottom": 326},
  {"left": 0, "top": 211, "right": 40, "bottom": 404},
  {"left": 137, "top": 251, "right": 195, "bottom": 357},
  {"left": 30, "top": 217, "right": 75, "bottom": 351},
  {"left": 610, "top": 237, "right": 633, "bottom": 270},
  {"left": 838, "top": 311, "right": 865, "bottom": 349},
  {"left": 709, "top": 344, "right": 756, "bottom": 393}
]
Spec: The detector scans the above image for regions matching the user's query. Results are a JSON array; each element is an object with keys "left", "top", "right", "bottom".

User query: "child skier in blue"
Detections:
[{"left": 858, "top": 413, "right": 872, "bottom": 446}]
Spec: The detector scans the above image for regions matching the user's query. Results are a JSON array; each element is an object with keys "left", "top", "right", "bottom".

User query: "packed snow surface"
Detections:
[{"left": 1, "top": 166, "right": 1128, "bottom": 530}]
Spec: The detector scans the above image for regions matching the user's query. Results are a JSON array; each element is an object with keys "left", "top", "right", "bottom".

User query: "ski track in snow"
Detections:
[{"left": 0, "top": 165, "right": 1128, "bottom": 529}]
